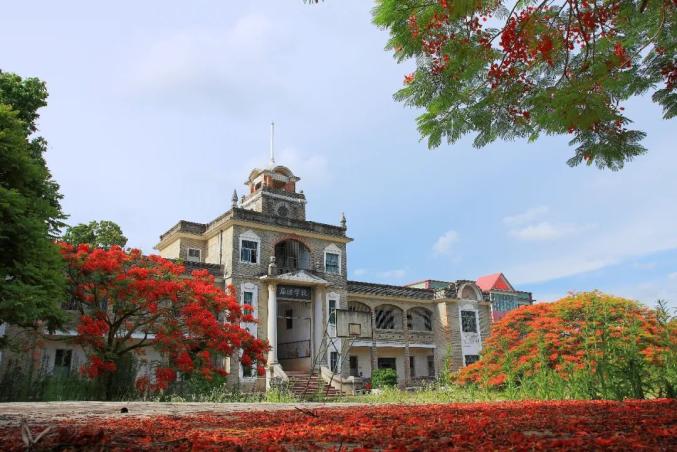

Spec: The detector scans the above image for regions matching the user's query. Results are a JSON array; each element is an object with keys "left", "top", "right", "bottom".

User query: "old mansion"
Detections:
[{"left": 155, "top": 162, "right": 533, "bottom": 393}]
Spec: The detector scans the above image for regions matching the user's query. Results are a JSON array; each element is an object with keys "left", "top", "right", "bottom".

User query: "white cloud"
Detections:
[
  {"left": 379, "top": 269, "right": 407, "bottom": 279},
  {"left": 668, "top": 272, "right": 677, "bottom": 280},
  {"left": 125, "top": 14, "right": 285, "bottom": 111},
  {"left": 353, "top": 268, "right": 368, "bottom": 277},
  {"left": 433, "top": 230, "right": 459, "bottom": 256},
  {"left": 509, "top": 221, "right": 588, "bottom": 241},
  {"left": 275, "top": 147, "right": 332, "bottom": 190},
  {"left": 510, "top": 256, "right": 618, "bottom": 285},
  {"left": 502, "top": 206, "right": 549, "bottom": 226},
  {"left": 509, "top": 208, "right": 677, "bottom": 285}
]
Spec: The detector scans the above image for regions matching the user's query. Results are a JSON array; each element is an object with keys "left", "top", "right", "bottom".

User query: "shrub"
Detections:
[
  {"left": 371, "top": 368, "right": 398, "bottom": 388},
  {"left": 458, "top": 292, "right": 676, "bottom": 400}
]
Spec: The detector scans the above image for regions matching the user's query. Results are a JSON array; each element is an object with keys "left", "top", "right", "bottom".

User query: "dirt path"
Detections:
[{"left": 0, "top": 401, "right": 363, "bottom": 426}]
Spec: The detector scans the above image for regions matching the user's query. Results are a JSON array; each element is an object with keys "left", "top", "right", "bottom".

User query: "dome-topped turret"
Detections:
[
  {"left": 238, "top": 123, "right": 307, "bottom": 220},
  {"left": 245, "top": 165, "right": 300, "bottom": 195}
]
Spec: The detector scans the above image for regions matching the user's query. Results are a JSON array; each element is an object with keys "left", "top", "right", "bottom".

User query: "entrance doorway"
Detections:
[
  {"left": 377, "top": 357, "right": 396, "bottom": 370},
  {"left": 277, "top": 299, "right": 312, "bottom": 372}
]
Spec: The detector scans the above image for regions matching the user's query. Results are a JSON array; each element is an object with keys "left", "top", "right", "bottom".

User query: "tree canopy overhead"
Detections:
[
  {"left": 0, "top": 71, "right": 66, "bottom": 337},
  {"left": 373, "top": 0, "right": 675, "bottom": 170}
]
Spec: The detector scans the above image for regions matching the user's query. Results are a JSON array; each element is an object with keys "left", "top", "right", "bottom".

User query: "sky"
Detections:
[{"left": 2, "top": 1, "right": 676, "bottom": 309}]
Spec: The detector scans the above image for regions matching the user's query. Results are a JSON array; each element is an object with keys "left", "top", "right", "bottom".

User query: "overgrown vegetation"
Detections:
[
  {"left": 0, "top": 360, "right": 296, "bottom": 403},
  {"left": 371, "top": 368, "right": 398, "bottom": 388}
]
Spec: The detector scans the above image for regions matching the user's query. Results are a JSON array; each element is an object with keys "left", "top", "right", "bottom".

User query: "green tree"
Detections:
[
  {"left": 63, "top": 220, "right": 128, "bottom": 248},
  {"left": 372, "top": 0, "right": 675, "bottom": 170},
  {"left": 0, "top": 71, "right": 66, "bottom": 339}
]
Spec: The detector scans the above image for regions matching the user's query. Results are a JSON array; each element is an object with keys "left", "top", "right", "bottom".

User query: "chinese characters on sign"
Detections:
[{"left": 277, "top": 285, "right": 312, "bottom": 301}]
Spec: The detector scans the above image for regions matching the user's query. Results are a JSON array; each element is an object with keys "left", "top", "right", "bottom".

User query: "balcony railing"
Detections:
[{"left": 278, "top": 340, "right": 311, "bottom": 360}]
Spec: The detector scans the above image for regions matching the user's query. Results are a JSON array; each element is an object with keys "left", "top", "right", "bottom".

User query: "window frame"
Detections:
[
  {"left": 325, "top": 252, "right": 340, "bottom": 274},
  {"left": 328, "top": 299, "right": 337, "bottom": 326},
  {"left": 54, "top": 349, "right": 73, "bottom": 375},
  {"left": 409, "top": 356, "right": 416, "bottom": 378},
  {"left": 460, "top": 310, "right": 478, "bottom": 334},
  {"left": 239, "top": 231, "right": 261, "bottom": 265},
  {"left": 375, "top": 305, "right": 403, "bottom": 330},
  {"left": 464, "top": 354, "right": 480, "bottom": 366},
  {"left": 240, "top": 283, "right": 259, "bottom": 337},
  {"left": 377, "top": 357, "right": 397, "bottom": 370},
  {"left": 330, "top": 351, "right": 339, "bottom": 373},
  {"left": 242, "top": 362, "right": 257, "bottom": 379},
  {"left": 427, "top": 355, "right": 435, "bottom": 377},
  {"left": 406, "top": 307, "right": 433, "bottom": 332},
  {"left": 186, "top": 247, "right": 201, "bottom": 263},
  {"left": 323, "top": 244, "right": 342, "bottom": 275},
  {"left": 349, "top": 355, "right": 359, "bottom": 377}
]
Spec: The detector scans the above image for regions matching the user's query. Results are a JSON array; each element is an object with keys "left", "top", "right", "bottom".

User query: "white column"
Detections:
[
  {"left": 267, "top": 283, "right": 278, "bottom": 364},
  {"left": 313, "top": 286, "right": 325, "bottom": 362}
]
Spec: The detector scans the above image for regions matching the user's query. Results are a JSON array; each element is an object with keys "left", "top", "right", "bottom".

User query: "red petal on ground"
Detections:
[{"left": 0, "top": 399, "right": 675, "bottom": 450}]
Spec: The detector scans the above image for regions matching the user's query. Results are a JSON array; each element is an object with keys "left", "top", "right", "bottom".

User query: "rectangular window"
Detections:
[
  {"left": 54, "top": 349, "right": 72, "bottom": 375},
  {"left": 242, "top": 291, "right": 254, "bottom": 316},
  {"left": 409, "top": 356, "right": 415, "bottom": 378},
  {"left": 187, "top": 248, "right": 201, "bottom": 262},
  {"left": 427, "top": 355, "right": 435, "bottom": 377},
  {"left": 464, "top": 355, "right": 480, "bottom": 366},
  {"left": 328, "top": 299, "right": 336, "bottom": 326},
  {"left": 285, "top": 309, "right": 293, "bottom": 330},
  {"left": 349, "top": 355, "right": 358, "bottom": 377},
  {"left": 377, "top": 357, "right": 396, "bottom": 370},
  {"left": 330, "top": 351, "right": 339, "bottom": 373},
  {"left": 240, "top": 240, "right": 258, "bottom": 264},
  {"left": 461, "top": 310, "right": 478, "bottom": 333},
  {"left": 325, "top": 253, "right": 339, "bottom": 274},
  {"left": 242, "top": 361, "right": 257, "bottom": 378}
]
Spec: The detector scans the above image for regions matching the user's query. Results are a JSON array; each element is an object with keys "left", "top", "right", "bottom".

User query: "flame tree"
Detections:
[
  {"left": 372, "top": 0, "right": 675, "bottom": 169},
  {"left": 458, "top": 292, "right": 676, "bottom": 399},
  {"left": 59, "top": 243, "right": 268, "bottom": 400}
]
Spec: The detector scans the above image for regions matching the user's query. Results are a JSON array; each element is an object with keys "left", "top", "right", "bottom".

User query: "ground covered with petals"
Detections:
[{"left": 2, "top": 399, "right": 675, "bottom": 450}]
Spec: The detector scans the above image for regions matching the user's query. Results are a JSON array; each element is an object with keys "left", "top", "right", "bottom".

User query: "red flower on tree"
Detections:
[{"left": 59, "top": 243, "right": 269, "bottom": 399}]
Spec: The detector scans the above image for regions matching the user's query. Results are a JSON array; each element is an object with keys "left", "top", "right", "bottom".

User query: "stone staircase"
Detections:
[{"left": 285, "top": 371, "right": 343, "bottom": 401}]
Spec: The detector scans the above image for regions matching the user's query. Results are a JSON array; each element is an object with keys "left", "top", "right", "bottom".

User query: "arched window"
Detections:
[
  {"left": 274, "top": 239, "right": 311, "bottom": 273},
  {"left": 348, "top": 301, "right": 370, "bottom": 313},
  {"left": 460, "top": 284, "right": 481, "bottom": 301},
  {"left": 375, "top": 304, "right": 403, "bottom": 330},
  {"left": 407, "top": 307, "right": 433, "bottom": 332}
]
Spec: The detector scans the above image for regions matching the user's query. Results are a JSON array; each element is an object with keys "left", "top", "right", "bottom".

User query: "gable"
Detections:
[
  {"left": 476, "top": 273, "right": 514, "bottom": 292},
  {"left": 493, "top": 274, "right": 513, "bottom": 291}
]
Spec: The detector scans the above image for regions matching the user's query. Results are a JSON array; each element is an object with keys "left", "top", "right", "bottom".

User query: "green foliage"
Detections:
[
  {"left": 147, "top": 374, "right": 297, "bottom": 403},
  {"left": 62, "top": 220, "right": 128, "bottom": 248},
  {"left": 0, "top": 358, "right": 116, "bottom": 402},
  {"left": 371, "top": 368, "right": 398, "bottom": 388},
  {"left": 0, "top": 70, "right": 66, "bottom": 338},
  {"left": 372, "top": 0, "right": 676, "bottom": 170}
]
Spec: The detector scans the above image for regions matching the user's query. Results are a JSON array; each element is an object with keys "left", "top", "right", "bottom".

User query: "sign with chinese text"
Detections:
[{"left": 277, "top": 285, "right": 312, "bottom": 301}]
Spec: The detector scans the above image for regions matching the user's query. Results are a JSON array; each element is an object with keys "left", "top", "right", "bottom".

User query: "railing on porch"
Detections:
[{"left": 278, "top": 340, "right": 311, "bottom": 360}]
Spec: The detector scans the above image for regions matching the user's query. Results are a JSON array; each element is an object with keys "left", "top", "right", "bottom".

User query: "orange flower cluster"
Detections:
[
  {"left": 458, "top": 292, "right": 676, "bottom": 393},
  {"left": 1, "top": 400, "right": 674, "bottom": 450}
]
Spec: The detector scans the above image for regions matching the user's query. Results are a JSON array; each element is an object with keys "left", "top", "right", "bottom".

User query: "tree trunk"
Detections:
[{"left": 103, "top": 371, "right": 114, "bottom": 401}]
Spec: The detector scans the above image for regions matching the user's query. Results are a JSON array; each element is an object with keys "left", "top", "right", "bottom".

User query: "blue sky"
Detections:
[{"left": 2, "top": 1, "right": 676, "bottom": 308}]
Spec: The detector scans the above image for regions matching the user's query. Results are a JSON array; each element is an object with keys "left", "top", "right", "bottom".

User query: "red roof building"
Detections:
[{"left": 475, "top": 273, "right": 533, "bottom": 321}]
